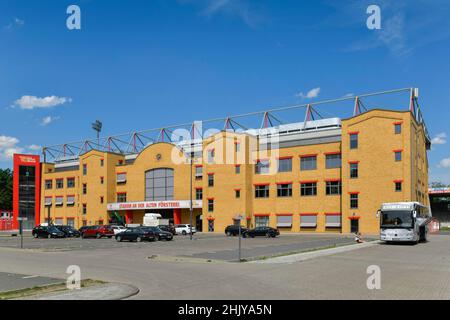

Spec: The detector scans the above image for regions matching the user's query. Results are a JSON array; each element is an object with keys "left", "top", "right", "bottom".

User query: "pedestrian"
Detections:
[{"left": 355, "top": 232, "right": 364, "bottom": 243}]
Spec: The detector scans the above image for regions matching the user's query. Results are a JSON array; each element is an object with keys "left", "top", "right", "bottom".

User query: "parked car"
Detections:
[
  {"left": 55, "top": 225, "right": 81, "bottom": 238},
  {"left": 111, "top": 225, "right": 127, "bottom": 235},
  {"left": 225, "top": 225, "right": 249, "bottom": 237},
  {"left": 32, "top": 225, "right": 66, "bottom": 239},
  {"left": 243, "top": 226, "right": 279, "bottom": 238},
  {"left": 141, "top": 226, "right": 173, "bottom": 241},
  {"left": 115, "top": 227, "right": 156, "bottom": 242},
  {"left": 158, "top": 225, "right": 176, "bottom": 235},
  {"left": 81, "top": 225, "right": 115, "bottom": 239},
  {"left": 79, "top": 226, "right": 90, "bottom": 234},
  {"left": 175, "top": 224, "right": 196, "bottom": 235}
]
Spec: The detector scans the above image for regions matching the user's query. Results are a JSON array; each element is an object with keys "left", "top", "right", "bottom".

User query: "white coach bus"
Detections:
[{"left": 378, "top": 202, "right": 432, "bottom": 244}]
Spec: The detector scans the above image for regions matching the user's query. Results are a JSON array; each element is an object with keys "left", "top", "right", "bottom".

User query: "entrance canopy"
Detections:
[{"left": 107, "top": 200, "right": 202, "bottom": 211}]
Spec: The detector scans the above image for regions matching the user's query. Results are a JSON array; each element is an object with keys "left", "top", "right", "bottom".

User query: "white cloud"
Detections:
[
  {"left": 432, "top": 133, "right": 447, "bottom": 145},
  {"left": 27, "top": 144, "right": 42, "bottom": 151},
  {"left": 13, "top": 95, "right": 72, "bottom": 110},
  {"left": 296, "top": 87, "right": 321, "bottom": 100},
  {"left": 438, "top": 158, "right": 450, "bottom": 169},
  {"left": 4, "top": 17, "right": 24, "bottom": 30},
  {"left": 40, "top": 116, "right": 60, "bottom": 126},
  {"left": 180, "top": 0, "right": 265, "bottom": 28},
  {"left": 0, "top": 135, "right": 24, "bottom": 161}
]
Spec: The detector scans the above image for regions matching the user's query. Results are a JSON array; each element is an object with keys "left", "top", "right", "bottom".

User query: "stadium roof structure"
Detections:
[{"left": 42, "top": 87, "right": 430, "bottom": 163}]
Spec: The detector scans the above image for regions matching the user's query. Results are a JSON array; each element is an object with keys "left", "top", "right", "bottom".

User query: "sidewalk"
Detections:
[{"left": 250, "top": 240, "right": 380, "bottom": 264}]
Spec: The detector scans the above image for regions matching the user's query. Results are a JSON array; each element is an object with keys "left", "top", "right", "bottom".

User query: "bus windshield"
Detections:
[{"left": 381, "top": 211, "right": 414, "bottom": 228}]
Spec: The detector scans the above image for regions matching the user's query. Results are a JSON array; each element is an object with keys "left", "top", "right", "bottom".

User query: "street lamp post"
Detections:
[{"left": 189, "top": 143, "right": 194, "bottom": 240}]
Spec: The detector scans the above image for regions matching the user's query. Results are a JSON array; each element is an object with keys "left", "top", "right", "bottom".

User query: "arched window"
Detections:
[{"left": 145, "top": 168, "right": 174, "bottom": 201}]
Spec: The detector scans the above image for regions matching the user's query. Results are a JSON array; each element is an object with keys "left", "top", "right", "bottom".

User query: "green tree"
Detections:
[
  {"left": 0, "top": 169, "right": 13, "bottom": 210},
  {"left": 430, "top": 181, "right": 448, "bottom": 188}
]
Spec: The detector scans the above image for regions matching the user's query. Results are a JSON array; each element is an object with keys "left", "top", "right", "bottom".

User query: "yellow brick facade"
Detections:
[{"left": 39, "top": 110, "right": 430, "bottom": 235}]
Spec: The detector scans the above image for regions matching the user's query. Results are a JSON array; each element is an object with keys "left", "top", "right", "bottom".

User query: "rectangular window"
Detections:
[
  {"left": 278, "top": 158, "right": 292, "bottom": 173},
  {"left": 325, "top": 215, "right": 341, "bottom": 228},
  {"left": 235, "top": 143, "right": 240, "bottom": 153},
  {"left": 67, "top": 195, "right": 75, "bottom": 206},
  {"left": 208, "top": 199, "right": 214, "bottom": 212},
  {"left": 300, "top": 215, "right": 317, "bottom": 228},
  {"left": 67, "top": 218, "right": 75, "bottom": 228},
  {"left": 195, "top": 166, "right": 203, "bottom": 180},
  {"left": 277, "top": 183, "right": 292, "bottom": 197},
  {"left": 55, "top": 196, "right": 63, "bottom": 206},
  {"left": 82, "top": 183, "right": 87, "bottom": 195},
  {"left": 100, "top": 196, "right": 104, "bottom": 204},
  {"left": 255, "top": 216, "right": 269, "bottom": 227},
  {"left": 300, "top": 182, "right": 317, "bottom": 196},
  {"left": 44, "top": 197, "right": 52, "bottom": 206},
  {"left": 350, "top": 163, "right": 359, "bottom": 179},
  {"left": 395, "top": 182, "right": 403, "bottom": 192},
  {"left": 255, "top": 185, "right": 270, "bottom": 198},
  {"left": 45, "top": 180, "right": 52, "bottom": 190},
  {"left": 117, "top": 193, "right": 127, "bottom": 203},
  {"left": 277, "top": 215, "right": 292, "bottom": 228},
  {"left": 350, "top": 133, "right": 358, "bottom": 149},
  {"left": 326, "top": 154, "right": 341, "bottom": 169},
  {"left": 300, "top": 156, "right": 317, "bottom": 171},
  {"left": 82, "top": 204, "right": 87, "bottom": 215},
  {"left": 326, "top": 181, "right": 342, "bottom": 195},
  {"left": 117, "top": 172, "right": 127, "bottom": 183},
  {"left": 395, "top": 151, "right": 402, "bottom": 162},
  {"left": 235, "top": 190, "right": 241, "bottom": 199},
  {"left": 100, "top": 159, "right": 104, "bottom": 167},
  {"left": 67, "top": 177, "right": 75, "bottom": 188},
  {"left": 100, "top": 176, "right": 104, "bottom": 184},
  {"left": 395, "top": 123, "right": 402, "bottom": 134},
  {"left": 82, "top": 164, "right": 87, "bottom": 175},
  {"left": 235, "top": 165, "right": 241, "bottom": 174},
  {"left": 350, "top": 193, "right": 359, "bottom": 209},
  {"left": 208, "top": 174, "right": 214, "bottom": 187},
  {"left": 255, "top": 160, "right": 270, "bottom": 174},
  {"left": 195, "top": 188, "right": 203, "bottom": 200},
  {"left": 207, "top": 149, "right": 215, "bottom": 164},
  {"left": 56, "top": 179, "right": 63, "bottom": 189}
]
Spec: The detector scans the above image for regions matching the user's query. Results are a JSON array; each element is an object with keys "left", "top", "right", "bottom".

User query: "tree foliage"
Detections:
[{"left": 0, "top": 169, "right": 13, "bottom": 210}]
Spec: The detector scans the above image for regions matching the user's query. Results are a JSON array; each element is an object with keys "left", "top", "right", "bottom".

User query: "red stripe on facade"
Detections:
[
  {"left": 276, "top": 181, "right": 293, "bottom": 185},
  {"left": 254, "top": 214, "right": 270, "bottom": 217},
  {"left": 324, "top": 151, "right": 341, "bottom": 155},
  {"left": 276, "top": 213, "right": 293, "bottom": 216},
  {"left": 254, "top": 183, "right": 270, "bottom": 186},
  {"left": 277, "top": 156, "right": 293, "bottom": 160},
  {"left": 299, "top": 180, "right": 318, "bottom": 184},
  {"left": 348, "top": 131, "right": 360, "bottom": 135},
  {"left": 299, "top": 154, "right": 318, "bottom": 158},
  {"left": 299, "top": 213, "right": 318, "bottom": 216},
  {"left": 325, "top": 213, "right": 342, "bottom": 216}
]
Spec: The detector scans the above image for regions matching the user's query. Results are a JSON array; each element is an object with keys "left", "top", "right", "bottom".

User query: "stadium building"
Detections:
[{"left": 13, "top": 88, "right": 431, "bottom": 234}]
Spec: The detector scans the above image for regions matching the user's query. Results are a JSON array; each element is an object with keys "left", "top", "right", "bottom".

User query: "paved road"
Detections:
[
  {"left": 0, "top": 272, "right": 63, "bottom": 292},
  {"left": 0, "top": 234, "right": 449, "bottom": 299},
  {"left": 0, "top": 233, "right": 359, "bottom": 261}
]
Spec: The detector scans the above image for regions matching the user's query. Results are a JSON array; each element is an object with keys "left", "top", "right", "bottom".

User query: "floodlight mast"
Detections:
[{"left": 92, "top": 120, "right": 103, "bottom": 149}]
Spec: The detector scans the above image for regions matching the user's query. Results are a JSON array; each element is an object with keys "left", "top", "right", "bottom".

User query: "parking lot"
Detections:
[{"left": 0, "top": 232, "right": 364, "bottom": 262}]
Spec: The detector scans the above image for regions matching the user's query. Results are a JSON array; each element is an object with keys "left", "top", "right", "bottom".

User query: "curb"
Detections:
[
  {"left": 16, "top": 283, "right": 140, "bottom": 300},
  {"left": 250, "top": 241, "right": 381, "bottom": 264}
]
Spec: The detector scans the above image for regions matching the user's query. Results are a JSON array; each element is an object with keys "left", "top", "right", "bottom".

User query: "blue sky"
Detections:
[{"left": 1, "top": 0, "right": 450, "bottom": 183}]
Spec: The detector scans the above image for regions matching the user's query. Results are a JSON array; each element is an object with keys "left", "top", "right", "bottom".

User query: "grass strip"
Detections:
[{"left": 0, "top": 279, "right": 105, "bottom": 300}]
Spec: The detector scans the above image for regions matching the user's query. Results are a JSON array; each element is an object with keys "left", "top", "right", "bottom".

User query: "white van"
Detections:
[{"left": 143, "top": 213, "right": 169, "bottom": 227}]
